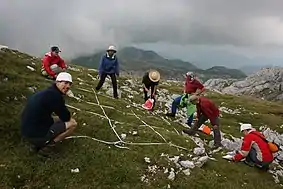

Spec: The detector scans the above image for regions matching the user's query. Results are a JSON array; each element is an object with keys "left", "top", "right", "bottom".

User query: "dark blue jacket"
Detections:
[
  {"left": 21, "top": 83, "right": 71, "bottom": 138},
  {"left": 98, "top": 53, "right": 119, "bottom": 76}
]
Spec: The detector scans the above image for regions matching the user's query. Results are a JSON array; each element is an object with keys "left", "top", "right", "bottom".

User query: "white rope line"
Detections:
[
  {"left": 66, "top": 104, "right": 81, "bottom": 111},
  {"left": 168, "top": 142, "right": 188, "bottom": 151},
  {"left": 160, "top": 116, "right": 171, "bottom": 125},
  {"left": 86, "top": 101, "right": 135, "bottom": 116},
  {"left": 65, "top": 135, "right": 119, "bottom": 145},
  {"left": 138, "top": 125, "right": 169, "bottom": 131},
  {"left": 86, "top": 101, "right": 116, "bottom": 110},
  {"left": 114, "top": 144, "right": 130, "bottom": 149},
  {"left": 125, "top": 142, "right": 166, "bottom": 146},
  {"left": 77, "top": 87, "right": 93, "bottom": 93},
  {"left": 173, "top": 128, "right": 180, "bottom": 135},
  {"left": 65, "top": 135, "right": 187, "bottom": 151},
  {"left": 86, "top": 111, "right": 108, "bottom": 119},
  {"left": 131, "top": 110, "right": 167, "bottom": 143},
  {"left": 92, "top": 88, "right": 123, "bottom": 142}
]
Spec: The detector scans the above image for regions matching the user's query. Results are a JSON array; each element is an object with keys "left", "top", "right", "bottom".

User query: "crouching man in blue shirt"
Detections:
[{"left": 21, "top": 72, "right": 77, "bottom": 157}]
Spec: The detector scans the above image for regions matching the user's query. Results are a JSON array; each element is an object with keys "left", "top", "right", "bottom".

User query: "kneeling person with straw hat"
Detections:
[{"left": 142, "top": 69, "right": 160, "bottom": 110}]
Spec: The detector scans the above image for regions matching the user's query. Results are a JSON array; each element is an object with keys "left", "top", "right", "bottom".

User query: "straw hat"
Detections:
[{"left": 148, "top": 70, "right": 160, "bottom": 82}]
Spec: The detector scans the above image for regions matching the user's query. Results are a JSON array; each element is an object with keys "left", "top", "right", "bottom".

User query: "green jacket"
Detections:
[{"left": 179, "top": 94, "right": 196, "bottom": 116}]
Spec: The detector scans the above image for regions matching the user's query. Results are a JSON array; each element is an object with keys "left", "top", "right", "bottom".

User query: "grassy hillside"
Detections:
[
  {"left": 0, "top": 48, "right": 282, "bottom": 189},
  {"left": 71, "top": 47, "right": 246, "bottom": 81}
]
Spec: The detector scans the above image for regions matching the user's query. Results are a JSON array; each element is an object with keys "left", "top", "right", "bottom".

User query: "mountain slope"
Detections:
[
  {"left": 204, "top": 67, "right": 283, "bottom": 101},
  {"left": 71, "top": 47, "right": 246, "bottom": 81},
  {"left": 1, "top": 48, "right": 283, "bottom": 188},
  {"left": 204, "top": 66, "right": 247, "bottom": 79}
]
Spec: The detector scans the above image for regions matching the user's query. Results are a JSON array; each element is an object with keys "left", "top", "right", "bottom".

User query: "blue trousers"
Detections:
[{"left": 171, "top": 95, "right": 194, "bottom": 125}]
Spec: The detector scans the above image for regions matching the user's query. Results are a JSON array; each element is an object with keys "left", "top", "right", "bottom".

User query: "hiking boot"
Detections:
[
  {"left": 29, "top": 145, "right": 40, "bottom": 153},
  {"left": 244, "top": 160, "right": 255, "bottom": 167},
  {"left": 166, "top": 112, "right": 175, "bottom": 117},
  {"left": 182, "top": 129, "right": 196, "bottom": 136},
  {"left": 37, "top": 145, "right": 58, "bottom": 158}
]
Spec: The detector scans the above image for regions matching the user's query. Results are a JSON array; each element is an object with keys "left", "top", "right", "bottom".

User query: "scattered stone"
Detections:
[
  {"left": 193, "top": 147, "right": 206, "bottom": 156},
  {"left": 68, "top": 66, "right": 81, "bottom": 72},
  {"left": 121, "top": 133, "right": 127, "bottom": 140},
  {"left": 28, "top": 86, "right": 37, "bottom": 93},
  {"left": 182, "top": 168, "right": 191, "bottom": 176},
  {"left": 179, "top": 160, "right": 195, "bottom": 169},
  {"left": 144, "top": 157, "right": 151, "bottom": 163},
  {"left": 26, "top": 65, "right": 35, "bottom": 71},
  {"left": 168, "top": 169, "right": 175, "bottom": 180},
  {"left": 71, "top": 168, "right": 80, "bottom": 173}
]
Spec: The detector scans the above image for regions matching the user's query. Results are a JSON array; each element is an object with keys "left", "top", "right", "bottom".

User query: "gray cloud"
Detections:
[{"left": 0, "top": 0, "right": 283, "bottom": 59}]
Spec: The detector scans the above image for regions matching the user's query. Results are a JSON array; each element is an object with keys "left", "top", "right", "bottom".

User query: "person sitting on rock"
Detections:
[
  {"left": 166, "top": 72, "right": 204, "bottom": 126},
  {"left": 183, "top": 95, "right": 221, "bottom": 149},
  {"left": 95, "top": 45, "right": 120, "bottom": 99},
  {"left": 142, "top": 69, "right": 160, "bottom": 110},
  {"left": 232, "top": 123, "right": 274, "bottom": 170},
  {"left": 21, "top": 72, "right": 77, "bottom": 157},
  {"left": 41, "top": 46, "right": 67, "bottom": 80}
]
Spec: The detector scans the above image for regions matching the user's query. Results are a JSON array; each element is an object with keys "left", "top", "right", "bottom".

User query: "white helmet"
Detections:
[
  {"left": 56, "top": 72, "right": 72, "bottom": 83},
  {"left": 240, "top": 123, "right": 252, "bottom": 132},
  {"left": 107, "top": 45, "right": 117, "bottom": 52}
]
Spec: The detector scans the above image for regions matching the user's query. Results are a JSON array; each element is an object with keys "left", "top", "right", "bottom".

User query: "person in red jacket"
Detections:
[
  {"left": 232, "top": 124, "right": 274, "bottom": 170},
  {"left": 183, "top": 72, "right": 205, "bottom": 94},
  {"left": 41, "top": 46, "right": 67, "bottom": 80},
  {"left": 166, "top": 72, "right": 204, "bottom": 126},
  {"left": 183, "top": 95, "right": 221, "bottom": 148}
]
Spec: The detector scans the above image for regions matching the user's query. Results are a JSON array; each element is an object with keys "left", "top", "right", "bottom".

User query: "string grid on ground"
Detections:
[{"left": 64, "top": 85, "right": 188, "bottom": 151}]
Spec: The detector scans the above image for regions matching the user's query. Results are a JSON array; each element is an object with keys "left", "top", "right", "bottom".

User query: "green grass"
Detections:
[{"left": 0, "top": 48, "right": 282, "bottom": 189}]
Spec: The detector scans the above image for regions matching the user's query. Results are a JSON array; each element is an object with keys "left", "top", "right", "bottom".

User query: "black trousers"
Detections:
[
  {"left": 191, "top": 115, "right": 221, "bottom": 146},
  {"left": 96, "top": 72, "right": 118, "bottom": 98},
  {"left": 143, "top": 85, "right": 157, "bottom": 109}
]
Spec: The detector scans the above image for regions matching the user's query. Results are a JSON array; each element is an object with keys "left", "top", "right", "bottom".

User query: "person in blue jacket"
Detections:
[
  {"left": 21, "top": 72, "right": 77, "bottom": 157},
  {"left": 95, "top": 45, "right": 120, "bottom": 99}
]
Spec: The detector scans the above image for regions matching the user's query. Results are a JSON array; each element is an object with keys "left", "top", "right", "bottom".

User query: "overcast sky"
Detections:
[{"left": 1, "top": 0, "right": 283, "bottom": 68}]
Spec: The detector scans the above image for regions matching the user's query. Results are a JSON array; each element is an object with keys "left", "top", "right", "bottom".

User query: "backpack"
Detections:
[{"left": 251, "top": 132, "right": 280, "bottom": 153}]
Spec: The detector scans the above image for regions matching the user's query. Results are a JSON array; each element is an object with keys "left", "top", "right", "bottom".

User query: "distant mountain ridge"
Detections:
[{"left": 71, "top": 46, "right": 246, "bottom": 81}]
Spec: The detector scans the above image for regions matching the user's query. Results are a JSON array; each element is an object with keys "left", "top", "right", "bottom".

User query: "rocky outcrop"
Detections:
[
  {"left": 204, "top": 67, "right": 283, "bottom": 100},
  {"left": 204, "top": 78, "right": 237, "bottom": 93}
]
